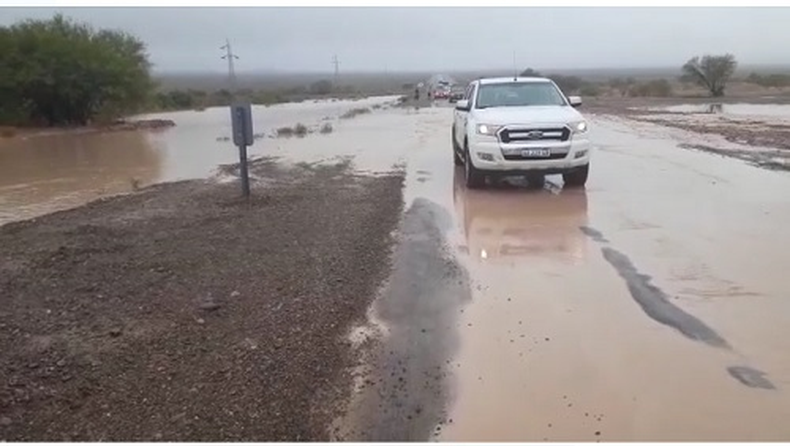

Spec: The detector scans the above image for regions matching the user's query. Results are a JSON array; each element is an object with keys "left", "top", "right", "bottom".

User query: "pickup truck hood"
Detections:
[{"left": 472, "top": 106, "right": 582, "bottom": 126}]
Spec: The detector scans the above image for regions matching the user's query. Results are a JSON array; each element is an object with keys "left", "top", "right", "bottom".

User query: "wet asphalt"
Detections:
[{"left": 335, "top": 101, "right": 790, "bottom": 441}]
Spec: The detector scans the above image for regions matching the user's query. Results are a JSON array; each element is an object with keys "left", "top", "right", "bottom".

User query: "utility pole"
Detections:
[
  {"left": 222, "top": 39, "right": 252, "bottom": 199},
  {"left": 332, "top": 54, "right": 340, "bottom": 83},
  {"left": 221, "top": 39, "right": 240, "bottom": 96}
]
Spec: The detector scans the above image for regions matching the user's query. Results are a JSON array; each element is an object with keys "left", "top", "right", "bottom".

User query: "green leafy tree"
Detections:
[
  {"left": 0, "top": 14, "right": 153, "bottom": 126},
  {"left": 681, "top": 54, "right": 737, "bottom": 97}
]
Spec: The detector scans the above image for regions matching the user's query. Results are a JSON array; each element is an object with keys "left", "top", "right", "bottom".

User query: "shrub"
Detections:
[
  {"left": 340, "top": 107, "right": 371, "bottom": 119},
  {"left": 276, "top": 126, "right": 295, "bottom": 137},
  {"left": 629, "top": 79, "right": 672, "bottom": 97},
  {"left": 294, "top": 123, "right": 308, "bottom": 137},
  {"left": 579, "top": 84, "right": 600, "bottom": 97}
]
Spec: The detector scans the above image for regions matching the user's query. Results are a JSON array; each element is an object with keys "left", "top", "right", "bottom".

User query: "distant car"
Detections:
[
  {"left": 433, "top": 89, "right": 450, "bottom": 100},
  {"left": 451, "top": 76, "right": 591, "bottom": 189},
  {"left": 448, "top": 87, "right": 465, "bottom": 103}
]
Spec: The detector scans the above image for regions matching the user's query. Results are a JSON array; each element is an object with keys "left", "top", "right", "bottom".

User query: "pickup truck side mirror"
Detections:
[
  {"left": 568, "top": 96, "right": 582, "bottom": 108},
  {"left": 455, "top": 99, "right": 470, "bottom": 112}
]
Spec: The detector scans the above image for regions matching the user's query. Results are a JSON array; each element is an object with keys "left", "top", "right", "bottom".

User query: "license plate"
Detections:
[{"left": 521, "top": 148, "right": 551, "bottom": 158}]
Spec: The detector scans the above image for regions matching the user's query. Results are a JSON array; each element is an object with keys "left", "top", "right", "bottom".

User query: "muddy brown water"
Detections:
[
  {"left": 4, "top": 99, "right": 790, "bottom": 440},
  {"left": 0, "top": 96, "right": 398, "bottom": 225},
  {"left": 338, "top": 105, "right": 790, "bottom": 441}
]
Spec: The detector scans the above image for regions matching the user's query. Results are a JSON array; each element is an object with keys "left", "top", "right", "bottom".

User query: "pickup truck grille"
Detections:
[
  {"left": 503, "top": 152, "right": 570, "bottom": 161},
  {"left": 499, "top": 127, "right": 570, "bottom": 143}
]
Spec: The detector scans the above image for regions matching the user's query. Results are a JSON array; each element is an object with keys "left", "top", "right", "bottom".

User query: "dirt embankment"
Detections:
[{"left": 0, "top": 158, "right": 404, "bottom": 441}]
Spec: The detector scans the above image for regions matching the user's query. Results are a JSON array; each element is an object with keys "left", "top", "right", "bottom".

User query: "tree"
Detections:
[
  {"left": 681, "top": 54, "right": 737, "bottom": 97},
  {"left": 0, "top": 14, "right": 153, "bottom": 126},
  {"left": 520, "top": 68, "right": 542, "bottom": 77}
]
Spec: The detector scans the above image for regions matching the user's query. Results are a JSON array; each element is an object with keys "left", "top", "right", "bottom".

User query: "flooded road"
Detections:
[
  {"left": 312, "top": 105, "right": 790, "bottom": 441},
  {"left": 0, "top": 96, "right": 397, "bottom": 225},
  {"left": 4, "top": 97, "right": 790, "bottom": 441}
]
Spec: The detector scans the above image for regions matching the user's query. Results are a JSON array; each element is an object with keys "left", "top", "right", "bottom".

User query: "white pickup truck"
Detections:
[{"left": 451, "top": 77, "right": 591, "bottom": 189}]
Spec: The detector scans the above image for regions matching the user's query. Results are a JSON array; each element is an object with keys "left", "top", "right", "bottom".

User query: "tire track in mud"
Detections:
[
  {"left": 580, "top": 226, "right": 777, "bottom": 391},
  {"left": 337, "top": 198, "right": 471, "bottom": 440}
]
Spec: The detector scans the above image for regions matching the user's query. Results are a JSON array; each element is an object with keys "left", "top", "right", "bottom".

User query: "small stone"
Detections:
[
  {"left": 109, "top": 328, "right": 122, "bottom": 337},
  {"left": 0, "top": 416, "right": 11, "bottom": 426},
  {"left": 199, "top": 301, "right": 221, "bottom": 311},
  {"left": 56, "top": 359, "right": 67, "bottom": 367},
  {"left": 545, "top": 337, "right": 550, "bottom": 341},
  {"left": 196, "top": 318, "right": 205, "bottom": 325},
  {"left": 154, "top": 433, "right": 163, "bottom": 440},
  {"left": 230, "top": 290, "right": 240, "bottom": 298},
  {"left": 595, "top": 431, "right": 601, "bottom": 436}
]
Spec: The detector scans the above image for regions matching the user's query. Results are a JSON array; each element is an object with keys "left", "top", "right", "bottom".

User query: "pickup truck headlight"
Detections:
[
  {"left": 569, "top": 121, "right": 589, "bottom": 134},
  {"left": 476, "top": 124, "right": 502, "bottom": 136}
]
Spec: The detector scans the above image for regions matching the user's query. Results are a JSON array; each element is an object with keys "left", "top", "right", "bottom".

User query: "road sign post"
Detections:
[{"left": 230, "top": 102, "right": 254, "bottom": 198}]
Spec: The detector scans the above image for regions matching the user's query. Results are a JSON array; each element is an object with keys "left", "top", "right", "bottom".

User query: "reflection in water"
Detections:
[
  {"left": 452, "top": 169, "right": 589, "bottom": 265},
  {"left": 706, "top": 103, "right": 724, "bottom": 114},
  {"left": 0, "top": 131, "right": 163, "bottom": 224}
]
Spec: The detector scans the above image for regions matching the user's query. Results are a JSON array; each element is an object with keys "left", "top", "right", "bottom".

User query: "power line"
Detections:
[{"left": 221, "top": 39, "right": 240, "bottom": 95}]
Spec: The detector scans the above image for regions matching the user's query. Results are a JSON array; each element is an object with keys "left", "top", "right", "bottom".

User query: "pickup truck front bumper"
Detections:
[{"left": 467, "top": 135, "right": 591, "bottom": 175}]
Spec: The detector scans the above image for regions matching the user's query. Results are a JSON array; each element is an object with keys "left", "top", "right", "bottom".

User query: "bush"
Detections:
[
  {"left": 628, "top": 79, "right": 672, "bottom": 97},
  {"left": 294, "top": 123, "right": 308, "bottom": 137},
  {"left": 548, "top": 74, "right": 584, "bottom": 95},
  {"left": 520, "top": 68, "right": 542, "bottom": 77},
  {"left": 276, "top": 126, "right": 295, "bottom": 137},
  {"left": 579, "top": 84, "right": 600, "bottom": 97},
  {"left": 340, "top": 107, "right": 371, "bottom": 119},
  {"left": 309, "top": 80, "right": 333, "bottom": 95},
  {"left": 319, "top": 123, "right": 333, "bottom": 134},
  {"left": 0, "top": 14, "right": 154, "bottom": 126},
  {"left": 746, "top": 72, "right": 790, "bottom": 88}
]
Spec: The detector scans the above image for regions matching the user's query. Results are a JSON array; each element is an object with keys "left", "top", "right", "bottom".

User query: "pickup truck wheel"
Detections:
[
  {"left": 452, "top": 129, "right": 463, "bottom": 166},
  {"left": 464, "top": 143, "right": 485, "bottom": 189},
  {"left": 563, "top": 163, "right": 589, "bottom": 188}
]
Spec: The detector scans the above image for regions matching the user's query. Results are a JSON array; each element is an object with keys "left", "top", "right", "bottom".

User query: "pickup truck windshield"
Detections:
[{"left": 476, "top": 82, "right": 567, "bottom": 109}]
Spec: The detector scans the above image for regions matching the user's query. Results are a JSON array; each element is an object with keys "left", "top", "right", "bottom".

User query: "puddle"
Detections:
[
  {"left": 644, "top": 103, "right": 790, "bottom": 118},
  {"left": 0, "top": 96, "right": 399, "bottom": 225}
]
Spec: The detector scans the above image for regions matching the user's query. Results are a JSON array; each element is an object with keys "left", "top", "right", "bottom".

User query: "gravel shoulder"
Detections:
[{"left": 0, "top": 158, "right": 404, "bottom": 441}]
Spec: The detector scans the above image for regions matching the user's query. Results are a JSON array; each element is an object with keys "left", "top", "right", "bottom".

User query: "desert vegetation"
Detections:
[
  {"left": 681, "top": 54, "right": 737, "bottom": 97},
  {"left": 0, "top": 15, "right": 153, "bottom": 126}
]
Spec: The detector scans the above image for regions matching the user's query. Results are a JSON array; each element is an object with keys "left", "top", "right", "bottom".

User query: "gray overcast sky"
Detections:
[{"left": 1, "top": 7, "right": 788, "bottom": 73}]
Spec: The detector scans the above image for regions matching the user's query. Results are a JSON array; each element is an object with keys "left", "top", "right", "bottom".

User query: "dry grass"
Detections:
[{"left": 319, "top": 123, "right": 333, "bottom": 134}]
